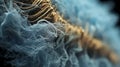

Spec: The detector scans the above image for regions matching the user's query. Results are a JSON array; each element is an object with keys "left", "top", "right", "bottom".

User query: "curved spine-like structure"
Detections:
[{"left": 14, "top": 0, "right": 119, "bottom": 64}]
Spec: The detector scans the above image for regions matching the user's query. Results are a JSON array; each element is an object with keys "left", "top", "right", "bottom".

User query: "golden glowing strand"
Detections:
[{"left": 14, "top": 0, "right": 119, "bottom": 64}]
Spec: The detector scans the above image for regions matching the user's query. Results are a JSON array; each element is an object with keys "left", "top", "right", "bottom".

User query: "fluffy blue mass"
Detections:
[{"left": 0, "top": 0, "right": 120, "bottom": 67}]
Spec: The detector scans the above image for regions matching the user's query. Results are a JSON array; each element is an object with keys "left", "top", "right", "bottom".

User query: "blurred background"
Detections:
[{"left": 100, "top": 0, "right": 120, "bottom": 28}]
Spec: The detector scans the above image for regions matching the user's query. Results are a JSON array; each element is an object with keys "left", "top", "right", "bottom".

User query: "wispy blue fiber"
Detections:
[{"left": 0, "top": 0, "right": 120, "bottom": 67}]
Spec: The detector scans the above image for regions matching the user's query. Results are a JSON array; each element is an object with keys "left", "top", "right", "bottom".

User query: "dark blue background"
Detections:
[{"left": 100, "top": 0, "right": 120, "bottom": 28}]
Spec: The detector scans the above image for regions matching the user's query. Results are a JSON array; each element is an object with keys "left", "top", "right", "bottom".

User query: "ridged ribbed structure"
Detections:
[{"left": 14, "top": 0, "right": 119, "bottom": 64}]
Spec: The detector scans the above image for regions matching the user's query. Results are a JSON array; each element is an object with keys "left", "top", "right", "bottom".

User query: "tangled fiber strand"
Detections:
[
  {"left": 14, "top": 0, "right": 119, "bottom": 64},
  {"left": 0, "top": 0, "right": 120, "bottom": 67}
]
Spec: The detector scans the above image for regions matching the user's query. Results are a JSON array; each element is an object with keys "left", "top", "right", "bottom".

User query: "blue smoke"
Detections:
[{"left": 0, "top": 0, "right": 120, "bottom": 67}]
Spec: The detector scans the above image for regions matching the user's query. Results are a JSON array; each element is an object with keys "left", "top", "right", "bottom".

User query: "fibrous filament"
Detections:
[{"left": 14, "top": 0, "right": 119, "bottom": 64}]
